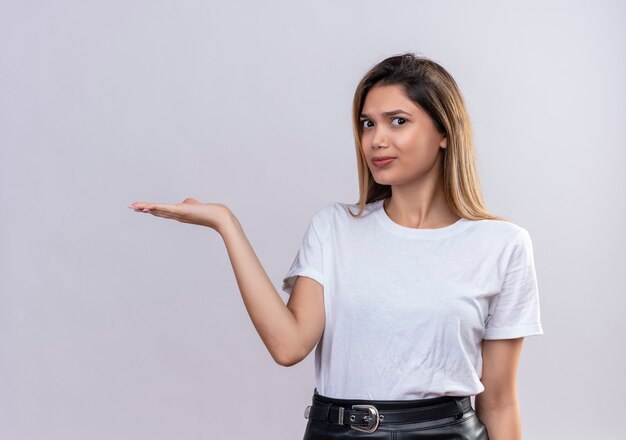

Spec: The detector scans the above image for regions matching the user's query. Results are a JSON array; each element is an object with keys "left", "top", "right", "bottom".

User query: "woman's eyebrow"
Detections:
[{"left": 359, "top": 109, "right": 412, "bottom": 118}]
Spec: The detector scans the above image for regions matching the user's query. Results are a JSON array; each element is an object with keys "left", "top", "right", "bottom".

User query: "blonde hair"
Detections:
[{"left": 349, "top": 52, "right": 506, "bottom": 221}]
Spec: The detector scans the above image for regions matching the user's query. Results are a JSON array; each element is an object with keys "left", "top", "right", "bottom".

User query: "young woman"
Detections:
[{"left": 129, "top": 53, "right": 543, "bottom": 440}]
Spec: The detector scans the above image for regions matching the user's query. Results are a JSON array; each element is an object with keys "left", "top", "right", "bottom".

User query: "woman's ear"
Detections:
[{"left": 440, "top": 136, "right": 447, "bottom": 149}]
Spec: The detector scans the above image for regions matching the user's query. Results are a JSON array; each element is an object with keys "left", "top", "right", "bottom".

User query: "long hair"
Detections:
[{"left": 348, "top": 52, "right": 505, "bottom": 221}]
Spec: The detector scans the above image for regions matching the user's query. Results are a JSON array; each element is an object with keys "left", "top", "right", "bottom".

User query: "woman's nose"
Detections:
[{"left": 371, "top": 129, "right": 389, "bottom": 149}]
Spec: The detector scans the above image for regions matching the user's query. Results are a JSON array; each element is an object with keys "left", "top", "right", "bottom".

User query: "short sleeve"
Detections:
[
  {"left": 483, "top": 229, "right": 544, "bottom": 339},
  {"left": 281, "top": 210, "right": 326, "bottom": 296}
]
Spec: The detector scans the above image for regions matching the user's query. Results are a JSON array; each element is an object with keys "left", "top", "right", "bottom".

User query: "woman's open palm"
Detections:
[{"left": 128, "top": 198, "right": 230, "bottom": 231}]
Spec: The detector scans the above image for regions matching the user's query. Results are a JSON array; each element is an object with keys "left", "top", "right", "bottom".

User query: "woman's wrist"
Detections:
[{"left": 215, "top": 206, "right": 240, "bottom": 237}]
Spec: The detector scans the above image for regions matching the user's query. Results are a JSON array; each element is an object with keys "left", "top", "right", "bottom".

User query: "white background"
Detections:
[{"left": 1, "top": 0, "right": 624, "bottom": 439}]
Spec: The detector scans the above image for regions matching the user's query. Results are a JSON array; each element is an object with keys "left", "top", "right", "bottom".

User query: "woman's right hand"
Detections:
[{"left": 128, "top": 198, "right": 232, "bottom": 232}]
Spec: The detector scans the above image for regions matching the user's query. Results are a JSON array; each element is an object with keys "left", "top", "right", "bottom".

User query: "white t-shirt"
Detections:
[{"left": 281, "top": 199, "right": 544, "bottom": 400}]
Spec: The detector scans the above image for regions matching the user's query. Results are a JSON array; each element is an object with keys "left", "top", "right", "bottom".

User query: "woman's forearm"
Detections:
[
  {"left": 218, "top": 210, "right": 300, "bottom": 366},
  {"left": 476, "top": 402, "right": 522, "bottom": 440}
]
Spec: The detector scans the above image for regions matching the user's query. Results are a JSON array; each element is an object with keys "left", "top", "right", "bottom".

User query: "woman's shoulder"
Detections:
[
  {"left": 315, "top": 200, "right": 382, "bottom": 223},
  {"left": 466, "top": 217, "right": 532, "bottom": 244},
  {"left": 313, "top": 200, "right": 353, "bottom": 214},
  {"left": 311, "top": 201, "right": 341, "bottom": 218},
  {"left": 310, "top": 200, "right": 374, "bottom": 224}
]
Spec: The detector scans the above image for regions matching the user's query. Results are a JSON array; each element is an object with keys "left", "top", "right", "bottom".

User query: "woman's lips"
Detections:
[{"left": 372, "top": 158, "right": 395, "bottom": 168}]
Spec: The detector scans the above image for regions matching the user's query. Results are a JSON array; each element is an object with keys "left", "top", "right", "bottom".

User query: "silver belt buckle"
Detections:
[{"left": 350, "top": 404, "right": 381, "bottom": 433}]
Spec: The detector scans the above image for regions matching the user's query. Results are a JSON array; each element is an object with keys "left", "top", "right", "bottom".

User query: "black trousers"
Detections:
[{"left": 303, "top": 388, "right": 489, "bottom": 439}]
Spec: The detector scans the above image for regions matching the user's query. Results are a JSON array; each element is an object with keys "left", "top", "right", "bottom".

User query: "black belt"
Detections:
[{"left": 305, "top": 395, "right": 471, "bottom": 433}]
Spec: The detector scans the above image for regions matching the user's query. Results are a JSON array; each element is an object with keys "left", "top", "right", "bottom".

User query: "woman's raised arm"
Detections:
[{"left": 128, "top": 198, "right": 303, "bottom": 366}]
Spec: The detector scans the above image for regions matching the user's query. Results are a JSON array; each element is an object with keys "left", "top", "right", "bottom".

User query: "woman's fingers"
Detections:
[
  {"left": 181, "top": 197, "right": 200, "bottom": 205},
  {"left": 129, "top": 201, "right": 191, "bottom": 221},
  {"left": 128, "top": 199, "right": 230, "bottom": 231},
  {"left": 138, "top": 203, "right": 176, "bottom": 217},
  {"left": 129, "top": 202, "right": 167, "bottom": 212},
  {"left": 130, "top": 201, "right": 188, "bottom": 211},
  {"left": 128, "top": 202, "right": 152, "bottom": 211}
]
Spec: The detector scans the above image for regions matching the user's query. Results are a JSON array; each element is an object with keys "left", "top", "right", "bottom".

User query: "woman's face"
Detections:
[{"left": 359, "top": 84, "right": 447, "bottom": 187}]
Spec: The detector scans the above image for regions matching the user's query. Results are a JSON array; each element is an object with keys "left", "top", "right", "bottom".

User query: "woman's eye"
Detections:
[{"left": 360, "top": 118, "right": 406, "bottom": 129}]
